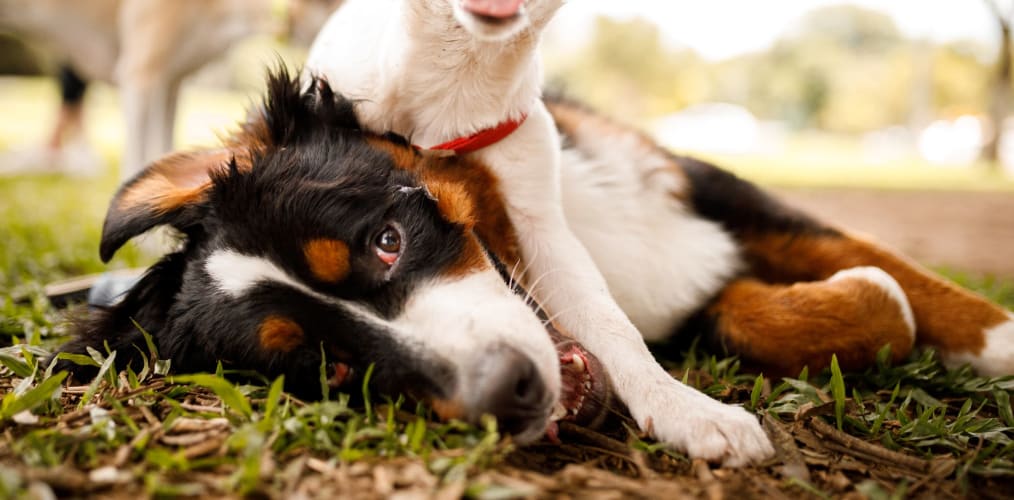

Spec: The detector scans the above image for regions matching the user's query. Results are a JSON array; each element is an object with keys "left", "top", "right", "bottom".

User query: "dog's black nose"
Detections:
[{"left": 475, "top": 346, "right": 549, "bottom": 437}]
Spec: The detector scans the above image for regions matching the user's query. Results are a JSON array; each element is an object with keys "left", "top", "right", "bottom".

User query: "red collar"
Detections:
[{"left": 416, "top": 113, "right": 528, "bottom": 155}]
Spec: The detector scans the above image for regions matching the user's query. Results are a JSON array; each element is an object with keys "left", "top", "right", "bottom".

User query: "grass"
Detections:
[
  {"left": 1, "top": 176, "right": 1013, "bottom": 498},
  {"left": 1, "top": 76, "right": 1013, "bottom": 497},
  {"left": 697, "top": 136, "right": 1014, "bottom": 192}
]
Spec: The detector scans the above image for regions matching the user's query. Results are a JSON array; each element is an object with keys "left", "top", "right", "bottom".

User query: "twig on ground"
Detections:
[{"left": 808, "top": 417, "right": 933, "bottom": 473}]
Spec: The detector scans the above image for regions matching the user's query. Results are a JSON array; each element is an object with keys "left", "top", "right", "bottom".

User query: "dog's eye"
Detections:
[{"left": 374, "top": 226, "right": 402, "bottom": 265}]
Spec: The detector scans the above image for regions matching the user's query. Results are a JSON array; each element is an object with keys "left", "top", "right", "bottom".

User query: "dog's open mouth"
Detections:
[{"left": 544, "top": 322, "right": 614, "bottom": 442}]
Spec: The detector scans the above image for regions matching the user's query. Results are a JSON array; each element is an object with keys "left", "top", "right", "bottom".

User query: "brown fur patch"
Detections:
[
  {"left": 119, "top": 150, "right": 230, "bottom": 214},
  {"left": 303, "top": 239, "right": 351, "bottom": 283},
  {"left": 419, "top": 155, "right": 522, "bottom": 270},
  {"left": 741, "top": 232, "right": 1009, "bottom": 357},
  {"left": 428, "top": 180, "right": 476, "bottom": 229},
  {"left": 446, "top": 235, "right": 490, "bottom": 278},
  {"left": 258, "top": 315, "right": 305, "bottom": 353},
  {"left": 366, "top": 136, "right": 419, "bottom": 171},
  {"left": 710, "top": 276, "right": 914, "bottom": 376}
]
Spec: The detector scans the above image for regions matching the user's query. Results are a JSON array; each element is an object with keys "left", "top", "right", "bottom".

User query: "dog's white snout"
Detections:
[
  {"left": 462, "top": 343, "right": 551, "bottom": 442},
  {"left": 391, "top": 270, "right": 561, "bottom": 438}
]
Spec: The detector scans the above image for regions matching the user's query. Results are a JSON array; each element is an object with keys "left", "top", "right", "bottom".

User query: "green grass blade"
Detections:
[
  {"left": 830, "top": 354, "right": 846, "bottom": 430},
  {"left": 994, "top": 388, "right": 1014, "bottom": 427},
  {"left": 319, "top": 343, "right": 329, "bottom": 402},
  {"left": 0, "top": 371, "right": 67, "bottom": 421},
  {"left": 362, "top": 363, "right": 376, "bottom": 426},
  {"left": 79, "top": 351, "right": 117, "bottom": 408},
  {"left": 172, "top": 374, "right": 253, "bottom": 419},
  {"left": 259, "top": 375, "right": 286, "bottom": 433},
  {"left": 55, "top": 352, "right": 101, "bottom": 369},
  {"left": 0, "top": 352, "right": 33, "bottom": 378},
  {"left": 871, "top": 382, "right": 901, "bottom": 436},
  {"left": 750, "top": 374, "right": 765, "bottom": 410}
]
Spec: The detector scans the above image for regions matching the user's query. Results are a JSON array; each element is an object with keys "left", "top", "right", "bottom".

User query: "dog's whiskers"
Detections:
[
  {"left": 542, "top": 306, "right": 578, "bottom": 328},
  {"left": 511, "top": 245, "right": 540, "bottom": 291},
  {"left": 524, "top": 267, "right": 562, "bottom": 303}
]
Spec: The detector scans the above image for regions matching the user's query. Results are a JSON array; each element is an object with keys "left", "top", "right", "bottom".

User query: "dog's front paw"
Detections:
[{"left": 631, "top": 380, "right": 774, "bottom": 467}]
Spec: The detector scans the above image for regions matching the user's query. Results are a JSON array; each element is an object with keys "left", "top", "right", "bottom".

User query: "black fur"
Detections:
[{"left": 678, "top": 156, "right": 840, "bottom": 240}]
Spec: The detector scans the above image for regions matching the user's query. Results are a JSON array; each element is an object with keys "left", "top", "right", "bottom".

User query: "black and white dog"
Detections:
[{"left": 58, "top": 71, "right": 1014, "bottom": 465}]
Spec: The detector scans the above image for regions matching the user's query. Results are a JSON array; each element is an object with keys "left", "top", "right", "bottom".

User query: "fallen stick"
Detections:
[{"left": 808, "top": 417, "right": 932, "bottom": 473}]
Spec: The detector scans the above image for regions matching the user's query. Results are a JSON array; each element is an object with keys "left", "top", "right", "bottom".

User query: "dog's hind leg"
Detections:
[
  {"left": 681, "top": 157, "right": 1014, "bottom": 376},
  {"left": 698, "top": 267, "right": 916, "bottom": 377},
  {"left": 739, "top": 231, "right": 1014, "bottom": 376}
]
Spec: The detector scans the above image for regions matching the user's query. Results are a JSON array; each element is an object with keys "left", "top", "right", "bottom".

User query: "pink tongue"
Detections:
[{"left": 462, "top": 0, "right": 525, "bottom": 19}]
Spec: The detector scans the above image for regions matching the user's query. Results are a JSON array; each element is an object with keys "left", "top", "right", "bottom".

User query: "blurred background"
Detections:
[{"left": 0, "top": 0, "right": 1013, "bottom": 295}]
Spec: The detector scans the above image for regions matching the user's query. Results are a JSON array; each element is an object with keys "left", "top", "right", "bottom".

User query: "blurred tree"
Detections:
[
  {"left": 545, "top": 16, "right": 710, "bottom": 124},
  {"left": 932, "top": 43, "right": 991, "bottom": 116},
  {"left": 982, "top": 0, "right": 1013, "bottom": 170},
  {"left": 714, "top": 5, "right": 912, "bottom": 132},
  {"left": 545, "top": 5, "right": 992, "bottom": 135}
]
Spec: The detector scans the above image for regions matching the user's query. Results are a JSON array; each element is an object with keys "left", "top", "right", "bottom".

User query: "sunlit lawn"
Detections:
[
  {"left": 3, "top": 75, "right": 1014, "bottom": 192},
  {"left": 697, "top": 137, "right": 1014, "bottom": 192}
]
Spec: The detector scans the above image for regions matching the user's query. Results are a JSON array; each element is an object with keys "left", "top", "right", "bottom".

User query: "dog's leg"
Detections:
[
  {"left": 680, "top": 158, "right": 1014, "bottom": 376},
  {"left": 119, "top": 82, "right": 148, "bottom": 179},
  {"left": 116, "top": 0, "right": 198, "bottom": 179},
  {"left": 700, "top": 267, "right": 916, "bottom": 377},
  {"left": 740, "top": 232, "right": 1014, "bottom": 376},
  {"left": 147, "top": 79, "right": 180, "bottom": 167},
  {"left": 47, "top": 65, "right": 88, "bottom": 152},
  {"left": 484, "top": 104, "right": 773, "bottom": 466}
]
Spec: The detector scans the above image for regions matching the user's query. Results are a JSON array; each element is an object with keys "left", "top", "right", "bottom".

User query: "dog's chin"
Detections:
[
  {"left": 512, "top": 417, "right": 552, "bottom": 445},
  {"left": 452, "top": 7, "right": 529, "bottom": 42}
]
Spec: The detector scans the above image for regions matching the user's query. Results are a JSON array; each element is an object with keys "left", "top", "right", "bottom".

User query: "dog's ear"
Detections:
[{"left": 100, "top": 149, "right": 231, "bottom": 262}]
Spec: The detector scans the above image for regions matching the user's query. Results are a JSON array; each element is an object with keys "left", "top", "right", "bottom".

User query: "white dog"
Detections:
[{"left": 307, "top": 0, "right": 774, "bottom": 465}]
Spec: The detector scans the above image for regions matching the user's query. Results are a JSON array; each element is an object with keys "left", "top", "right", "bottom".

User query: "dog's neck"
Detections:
[{"left": 308, "top": 0, "right": 561, "bottom": 149}]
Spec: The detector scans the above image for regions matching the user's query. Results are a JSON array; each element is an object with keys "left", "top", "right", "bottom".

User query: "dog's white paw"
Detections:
[
  {"left": 630, "top": 379, "right": 774, "bottom": 467},
  {"left": 943, "top": 313, "right": 1014, "bottom": 376}
]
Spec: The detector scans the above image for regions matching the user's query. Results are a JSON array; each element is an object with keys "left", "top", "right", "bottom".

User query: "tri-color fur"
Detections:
[
  {"left": 58, "top": 71, "right": 566, "bottom": 444},
  {"left": 549, "top": 99, "right": 1013, "bottom": 378}
]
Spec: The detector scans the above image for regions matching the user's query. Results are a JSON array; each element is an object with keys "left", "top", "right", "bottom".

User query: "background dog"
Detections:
[{"left": 0, "top": 0, "right": 343, "bottom": 178}]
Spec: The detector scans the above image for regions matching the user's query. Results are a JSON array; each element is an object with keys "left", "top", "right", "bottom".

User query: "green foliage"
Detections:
[
  {"left": 171, "top": 374, "right": 254, "bottom": 419},
  {"left": 0, "top": 371, "right": 66, "bottom": 421},
  {"left": 546, "top": 5, "right": 995, "bottom": 133},
  {"left": 545, "top": 16, "right": 709, "bottom": 125},
  {"left": 830, "top": 355, "right": 847, "bottom": 430}
]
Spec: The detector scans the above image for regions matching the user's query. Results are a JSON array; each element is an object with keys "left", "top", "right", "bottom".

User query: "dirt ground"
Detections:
[{"left": 773, "top": 188, "right": 1014, "bottom": 278}]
